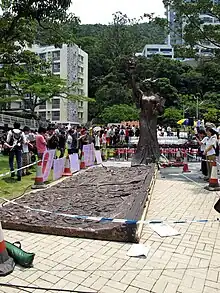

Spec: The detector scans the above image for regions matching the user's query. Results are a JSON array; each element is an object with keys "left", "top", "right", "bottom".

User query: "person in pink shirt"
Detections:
[{"left": 36, "top": 127, "right": 47, "bottom": 159}]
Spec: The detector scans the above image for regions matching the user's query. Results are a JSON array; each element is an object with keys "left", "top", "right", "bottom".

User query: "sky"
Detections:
[{"left": 70, "top": 0, "right": 165, "bottom": 24}]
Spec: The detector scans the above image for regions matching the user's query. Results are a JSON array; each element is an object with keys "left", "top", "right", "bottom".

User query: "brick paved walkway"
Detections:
[{"left": 1, "top": 164, "right": 220, "bottom": 293}]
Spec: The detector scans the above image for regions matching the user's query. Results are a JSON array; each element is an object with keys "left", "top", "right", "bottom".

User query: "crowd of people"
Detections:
[
  {"left": 0, "top": 122, "right": 140, "bottom": 181},
  {"left": 1, "top": 120, "right": 220, "bottom": 182}
]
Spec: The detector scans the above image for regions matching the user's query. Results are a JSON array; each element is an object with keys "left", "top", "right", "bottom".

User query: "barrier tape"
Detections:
[
  {"left": 1, "top": 198, "right": 219, "bottom": 225},
  {"left": 0, "top": 160, "right": 41, "bottom": 179},
  {"left": 186, "top": 152, "right": 220, "bottom": 165}
]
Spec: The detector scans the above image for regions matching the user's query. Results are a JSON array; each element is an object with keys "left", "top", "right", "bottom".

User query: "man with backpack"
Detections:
[{"left": 5, "top": 122, "right": 27, "bottom": 181}]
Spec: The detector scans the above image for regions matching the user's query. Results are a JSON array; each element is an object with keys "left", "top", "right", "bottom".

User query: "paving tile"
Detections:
[
  {"left": 124, "top": 286, "right": 139, "bottom": 293},
  {"left": 99, "top": 285, "right": 123, "bottom": 293},
  {"left": 90, "top": 277, "right": 109, "bottom": 291},
  {"left": 164, "top": 283, "right": 179, "bottom": 293},
  {"left": 106, "top": 279, "right": 128, "bottom": 291},
  {"left": 3, "top": 165, "right": 220, "bottom": 293}
]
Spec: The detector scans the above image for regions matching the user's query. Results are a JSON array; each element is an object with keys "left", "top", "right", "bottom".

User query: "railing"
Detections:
[{"left": 0, "top": 114, "right": 39, "bottom": 129}]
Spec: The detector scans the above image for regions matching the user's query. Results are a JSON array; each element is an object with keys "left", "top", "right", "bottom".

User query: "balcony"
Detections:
[{"left": 0, "top": 113, "right": 39, "bottom": 129}]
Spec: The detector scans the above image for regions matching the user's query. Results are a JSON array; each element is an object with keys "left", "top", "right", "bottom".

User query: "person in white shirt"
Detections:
[
  {"left": 66, "top": 130, "right": 73, "bottom": 155},
  {"left": 94, "top": 131, "right": 101, "bottom": 150},
  {"left": 196, "top": 129, "right": 208, "bottom": 179},
  {"left": 22, "top": 126, "right": 32, "bottom": 176},
  {"left": 167, "top": 126, "right": 171, "bottom": 136},
  {"left": 203, "top": 128, "right": 218, "bottom": 179}
]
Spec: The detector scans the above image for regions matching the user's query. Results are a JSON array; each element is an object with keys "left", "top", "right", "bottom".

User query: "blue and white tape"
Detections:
[
  {"left": 0, "top": 160, "right": 41, "bottom": 178},
  {"left": 1, "top": 198, "right": 219, "bottom": 225}
]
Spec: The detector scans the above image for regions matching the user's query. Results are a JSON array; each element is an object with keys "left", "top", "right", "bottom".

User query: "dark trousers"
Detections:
[
  {"left": 201, "top": 154, "right": 208, "bottom": 176},
  {"left": 59, "top": 148, "right": 65, "bottom": 158},
  {"left": 68, "top": 148, "right": 78, "bottom": 155},
  {"left": 9, "top": 149, "right": 22, "bottom": 177}
]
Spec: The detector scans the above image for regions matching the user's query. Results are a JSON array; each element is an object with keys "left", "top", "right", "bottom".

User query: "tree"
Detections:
[
  {"left": 70, "top": 13, "right": 166, "bottom": 119},
  {"left": 0, "top": 0, "right": 75, "bottom": 46},
  {"left": 0, "top": 0, "right": 79, "bottom": 111},
  {"left": 0, "top": 51, "right": 91, "bottom": 118},
  {"left": 162, "top": 107, "right": 183, "bottom": 127},
  {"left": 100, "top": 104, "right": 139, "bottom": 124},
  {"left": 163, "top": 0, "right": 220, "bottom": 50},
  {"left": 203, "top": 108, "right": 220, "bottom": 123}
]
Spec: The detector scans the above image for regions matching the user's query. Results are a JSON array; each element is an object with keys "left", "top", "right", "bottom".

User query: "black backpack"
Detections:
[{"left": 10, "top": 130, "right": 23, "bottom": 149}]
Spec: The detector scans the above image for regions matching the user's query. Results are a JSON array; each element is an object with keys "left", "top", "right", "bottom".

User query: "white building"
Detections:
[
  {"left": 28, "top": 44, "right": 88, "bottom": 125},
  {"left": 8, "top": 44, "right": 88, "bottom": 125},
  {"left": 141, "top": 44, "right": 174, "bottom": 58}
]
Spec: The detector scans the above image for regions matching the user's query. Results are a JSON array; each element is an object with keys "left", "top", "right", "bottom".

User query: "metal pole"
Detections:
[{"left": 196, "top": 96, "right": 199, "bottom": 120}]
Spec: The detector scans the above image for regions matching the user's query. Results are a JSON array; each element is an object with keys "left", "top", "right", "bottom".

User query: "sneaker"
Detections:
[{"left": 11, "top": 171, "right": 15, "bottom": 178}]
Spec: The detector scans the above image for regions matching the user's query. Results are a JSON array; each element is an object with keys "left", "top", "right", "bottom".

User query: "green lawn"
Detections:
[
  {"left": 0, "top": 154, "right": 52, "bottom": 202},
  {"left": 0, "top": 155, "right": 36, "bottom": 202}
]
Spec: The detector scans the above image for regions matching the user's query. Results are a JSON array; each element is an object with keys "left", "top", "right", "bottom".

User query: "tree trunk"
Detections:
[{"left": 132, "top": 97, "right": 160, "bottom": 166}]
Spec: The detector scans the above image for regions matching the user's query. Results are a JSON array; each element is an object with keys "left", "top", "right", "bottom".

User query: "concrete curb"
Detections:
[{"left": 136, "top": 164, "right": 158, "bottom": 241}]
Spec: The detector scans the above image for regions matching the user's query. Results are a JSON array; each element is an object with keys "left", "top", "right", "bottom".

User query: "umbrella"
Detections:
[
  {"left": 93, "top": 126, "right": 101, "bottom": 132},
  {"left": 177, "top": 119, "right": 189, "bottom": 126},
  {"left": 177, "top": 119, "right": 186, "bottom": 125}
]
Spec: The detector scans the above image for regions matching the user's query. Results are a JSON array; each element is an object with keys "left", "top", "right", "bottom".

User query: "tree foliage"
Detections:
[
  {"left": 162, "top": 107, "right": 183, "bottom": 126},
  {"left": 100, "top": 104, "right": 139, "bottom": 124},
  {"left": 0, "top": 0, "right": 86, "bottom": 118},
  {"left": 163, "top": 0, "right": 220, "bottom": 51},
  {"left": 0, "top": 51, "right": 91, "bottom": 118}
]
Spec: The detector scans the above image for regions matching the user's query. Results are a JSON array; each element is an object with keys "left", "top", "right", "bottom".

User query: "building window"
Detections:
[
  {"left": 78, "top": 101, "right": 83, "bottom": 107},
  {"left": 24, "top": 100, "right": 30, "bottom": 110},
  {"left": 52, "top": 51, "right": 60, "bottom": 61},
  {"left": 78, "top": 77, "right": 83, "bottom": 84},
  {"left": 52, "top": 111, "right": 60, "bottom": 121},
  {"left": 39, "top": 53, "right": 46, "bottom": 60},
  {"left": 78, "top": 66, "right": 84, "bottom": 74},
  {"left": 39, "top": 112, "right": 46, "bottom": 120},
  {"left": 52, "top": 63, "right": 60, "bottom": 73},
  {"left": 147, "top": 48, "right": 159, "bottom": 53},
  {"left": 11, "top": 101, "right": 21, "bottom": 109},
  {"left": 160, "top": 48, "right": 172, "bottom": 53},
  {"left": 78, "top": 112, "right": 83, "bottom": 119},
  {"left": 52, "top": 98, "right": 60, "bottom": 109},
  {"left": 39, "top": 101, "right": 46, "bottom": 109}
]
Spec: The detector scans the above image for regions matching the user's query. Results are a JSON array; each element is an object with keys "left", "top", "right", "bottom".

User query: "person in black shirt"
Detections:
[
  {"left": 47, "top": 126, "right": 59, "bottom": 151},
  {"left": 58, "top": 130, "right": 66, "bottom": 158}
]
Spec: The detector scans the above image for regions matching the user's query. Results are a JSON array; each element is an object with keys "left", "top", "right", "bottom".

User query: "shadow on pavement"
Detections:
[{"left": 159, "top": 162, "right": 207, "bottom": 187}]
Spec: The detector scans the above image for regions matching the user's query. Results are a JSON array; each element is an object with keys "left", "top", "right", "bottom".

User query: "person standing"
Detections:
[
  {"left": 4, "top": 122, "right": 26, "bottom": 181},
  {"left": 58, "top": 130, "right": 66, "bottom": 158},
  {"left": 204, "top": 128, "right": 218, "bottom": 180},
  {"left": 72, "top": 126, "right": 82, "bottom": 154},
  {"left": 167, "top": 126, "right": 172, "bottom": 136},
  {"left": 78, "top": 128, "right": 89, "bottom": 158},
  {"left": 36, "top": 127, "right": 47, "bottom": 159},
  {"left": 196, "top": 129, "right": 208, "bottom": 179},
  {"left": 47, "top": 126, "right": 59, "bottom": 156},
  {"left": 22, "top": 126, "right": 32, "bottom": 176},
  {"left": 67, "top": 129, "right": 73, "bottom": 155},
  {"left": 94, "top": 131, "right": 101, "bottom": 150}
]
